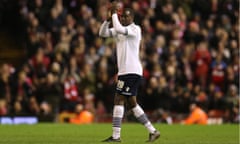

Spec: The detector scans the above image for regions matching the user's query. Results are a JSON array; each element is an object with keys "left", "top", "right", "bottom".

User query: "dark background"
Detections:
[{"left": 0, "top": 0, "right": 25, "bottom": 67}]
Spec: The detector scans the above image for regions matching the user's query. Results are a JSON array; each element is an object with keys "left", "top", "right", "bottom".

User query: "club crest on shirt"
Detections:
[{"left": 125, "top": 87, "right": 130, "bottom": 92}]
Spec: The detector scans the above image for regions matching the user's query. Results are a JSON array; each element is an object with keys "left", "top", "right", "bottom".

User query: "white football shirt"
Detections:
[{"left": 99, "top": 13, "right": 143, "bottom": 76}]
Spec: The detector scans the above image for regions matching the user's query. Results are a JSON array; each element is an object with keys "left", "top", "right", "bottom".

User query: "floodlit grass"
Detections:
[{"left": 0, "top": 123, "right": 238, "bottom": 144}]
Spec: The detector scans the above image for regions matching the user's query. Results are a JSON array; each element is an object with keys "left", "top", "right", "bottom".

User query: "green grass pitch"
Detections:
[{"left": 0, "top": 123, "right": 238, "bottom": 144}]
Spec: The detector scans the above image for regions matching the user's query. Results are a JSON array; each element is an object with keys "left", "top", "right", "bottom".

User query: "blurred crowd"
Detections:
[{"left": 0, "top": 0, "right": 239, "bottom": 123}]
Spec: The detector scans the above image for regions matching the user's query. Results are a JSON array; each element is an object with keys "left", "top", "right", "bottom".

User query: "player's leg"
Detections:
[
  {"left": 128, "top": 96, "right": 160, "bottom": 142},
  {"left": 102, "top": 94, "right": 125, "bottom": 142},
  {"left": 112, "top": 94, "right": 125, "bottom": 139}
]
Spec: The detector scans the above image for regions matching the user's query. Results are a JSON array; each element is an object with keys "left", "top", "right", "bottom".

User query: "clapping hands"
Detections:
[{"left": 107, "top": 1, "right": 122, "bottom": 21}]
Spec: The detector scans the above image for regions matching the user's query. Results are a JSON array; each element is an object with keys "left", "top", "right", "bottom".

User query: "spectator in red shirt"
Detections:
[{"left": 192, "top": 41, "right": 211, "bottom": 88}]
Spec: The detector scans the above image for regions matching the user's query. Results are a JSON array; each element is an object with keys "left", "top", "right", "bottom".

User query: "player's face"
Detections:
[{"left": 120, "top": 10, "right": 133, "bottom": 26}]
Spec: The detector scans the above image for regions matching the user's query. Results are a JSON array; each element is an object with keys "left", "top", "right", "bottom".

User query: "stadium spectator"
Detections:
[
  {"left": 192, "top": 41, "right": 211, "bottom": 88},
  {"left": 36, "top": 72, "right": 62, "bottom": 115},
  {"left": 61, "top": 71, "right": 81, "bottom": 112},
  {"left": 225, "top": 84, "right": 240, "bottom": 123},
  {"left": 0, "top": 99, "right": 7, "bottom": 115},
  {"left": 208, "top": 87, "right": 227, "bottom": 119},
  {"left": 0, "top": 63, "right": 14, "bottom": 112},
  {"left": 210, "top": 53, "right": 227, "bottom": 89}
]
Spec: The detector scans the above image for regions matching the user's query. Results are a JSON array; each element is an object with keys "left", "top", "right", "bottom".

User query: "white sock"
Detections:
[
  {"left": 132, "top": 105, "right": 156, "bottom": 133},
  {"left": 144, "top": 121, "right": 156, "bottom": 134},
  {"left": 112, "top": 105, "right": 124, "bottom": 139},
  {"left": 112, "top": 127, "right": 121, "bottom": 139}
]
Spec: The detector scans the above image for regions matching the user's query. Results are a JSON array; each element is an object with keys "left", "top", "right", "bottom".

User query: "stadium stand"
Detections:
[{"left": 0, "top": 0, "right": 239, "bottom": 124}]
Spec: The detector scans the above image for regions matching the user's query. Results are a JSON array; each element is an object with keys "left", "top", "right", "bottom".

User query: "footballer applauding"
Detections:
[{"left": 99, "top": 1, "right": 160, "bottom": 142}]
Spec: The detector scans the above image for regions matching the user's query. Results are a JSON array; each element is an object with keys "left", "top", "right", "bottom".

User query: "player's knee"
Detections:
[
  {"left": 128, "top": 102, "right": 137, "bottom": 109},
  {"left": 114, "top": 98, "right": 125, "bottom": 105},
  {"left": 127, "top": 97, "right": 137, "bottom": 109}
]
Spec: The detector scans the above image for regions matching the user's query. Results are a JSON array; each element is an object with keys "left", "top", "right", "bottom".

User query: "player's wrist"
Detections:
[
  {"left": 111, "top": 10, "right": 117, "bottom": 15},
  {"left": 106, "top": 17, "right": 111, "bottom": 22},
  {"left": 111, "top": 12, "right": 118, "bottom": 17}
]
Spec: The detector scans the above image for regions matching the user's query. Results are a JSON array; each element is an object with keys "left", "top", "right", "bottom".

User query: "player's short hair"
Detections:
[{"left": 122, "top": 8, "right": 134, "bottom": 18}]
